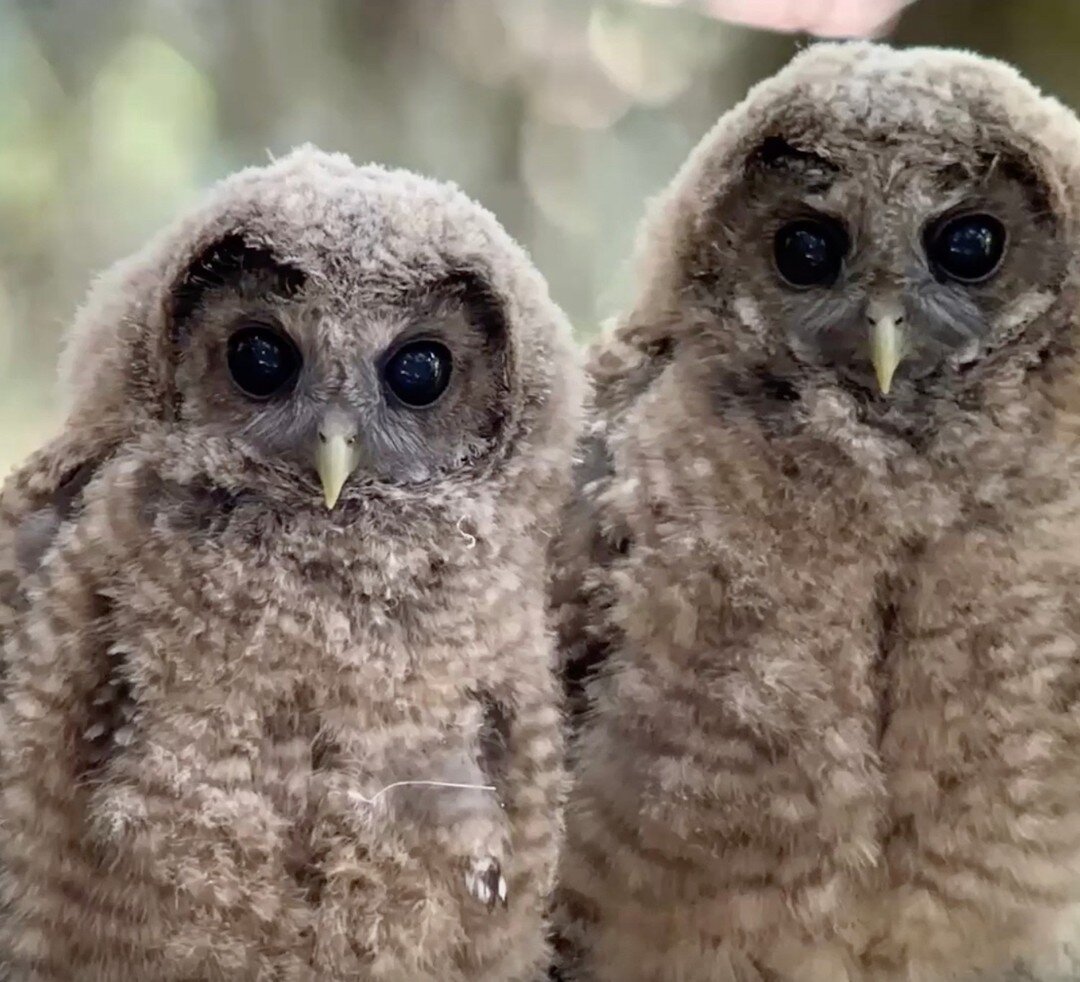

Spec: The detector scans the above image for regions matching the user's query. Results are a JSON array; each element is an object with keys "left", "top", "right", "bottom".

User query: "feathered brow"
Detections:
[{"left": 169, "top": 233, "right": 307, "bottom": 340}]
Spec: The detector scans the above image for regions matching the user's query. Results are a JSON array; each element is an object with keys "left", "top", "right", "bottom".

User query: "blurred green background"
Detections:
[{"left": 3, "top": 0, "right": 1080, "bottom": 473}]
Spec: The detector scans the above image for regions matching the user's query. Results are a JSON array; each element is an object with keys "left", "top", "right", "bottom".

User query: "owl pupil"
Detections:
[
  {"left": 226, "top": 325, "right": 301, "bottom": 399},
  {"left": 384, "top": 340, "right": 453, "bottom": 407},
  {"left": 773, "top": 219, "right": 846, "bottom": 287},
  {"left": 928, "top": 213, "right": 1006, "bottom": 283}
]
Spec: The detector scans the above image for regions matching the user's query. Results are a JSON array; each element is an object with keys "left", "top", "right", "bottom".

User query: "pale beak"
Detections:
[
  {"left": 315, "top": 420, "right": 362, "bottom": 510},
  {"left": 867, "top": 297, "right": 906, "bottom": 396}
]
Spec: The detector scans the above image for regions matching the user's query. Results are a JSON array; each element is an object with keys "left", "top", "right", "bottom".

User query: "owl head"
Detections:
[
  {"left": 624, "top": 43, "right": 1080, "bottom": 428},
  {"left": 58, "top": 147, "right": 581, "bottom": 515}
]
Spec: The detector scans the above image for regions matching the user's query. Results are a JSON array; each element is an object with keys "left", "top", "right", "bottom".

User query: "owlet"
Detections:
[
  {"left": 554, "top": 43, "right": 1080, "bottom": 982},
  {"left": 0, "top": 146, "right": 583, "bottom": 982}
]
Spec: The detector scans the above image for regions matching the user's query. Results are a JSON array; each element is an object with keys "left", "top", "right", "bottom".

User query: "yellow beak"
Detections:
[
  {"left": 867, "top": 297, "right": 906, "bottom": 396},
  {"left": 315, "top": 425, "right": 361, "bottom": 510}
]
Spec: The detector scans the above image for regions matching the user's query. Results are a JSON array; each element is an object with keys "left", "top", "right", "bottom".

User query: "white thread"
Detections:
[
  {"left": 349, "top": 780, "right": 497, "bottom": 807},
  {"left": 456, "top": 518, "right": 477, "bottom": 549}
]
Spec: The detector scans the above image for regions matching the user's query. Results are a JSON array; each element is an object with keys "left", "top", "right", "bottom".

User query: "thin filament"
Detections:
[{"left": 349, "top": 780, "right": 497, "bottom": 807}]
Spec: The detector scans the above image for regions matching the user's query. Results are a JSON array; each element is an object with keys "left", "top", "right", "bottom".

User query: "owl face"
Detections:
[
  {"left": 53, "top": 149, "right": 578, "bottom": 523},
  {"left": 718, "top": 133, "right": 1064, "bottom": 397},
  {"left": 170, "top": 234, "right": 510, "bottom": 508}
]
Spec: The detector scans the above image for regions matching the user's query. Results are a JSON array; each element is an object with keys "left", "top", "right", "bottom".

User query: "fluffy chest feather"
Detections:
[
  {"left": 87, "top": 493, "right": 519, "bottom": 825},
  {"left": 568, "top": 372, "right": 1080, "bottom": 976}
]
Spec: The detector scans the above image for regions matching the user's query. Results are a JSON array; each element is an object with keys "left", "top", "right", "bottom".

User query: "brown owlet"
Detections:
[
  {"left": 0, "top": 146, "right": 584, "bottom": 982},
  {"left": 553, "top": 43, "right": 1080, "bottom": 982}
]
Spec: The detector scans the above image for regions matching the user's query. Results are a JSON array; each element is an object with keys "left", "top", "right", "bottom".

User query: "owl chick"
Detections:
[
  {"left": 554, "top": 43, "right": 1080, "bottom": 982},
  {"left": 0, "top": 146, "right": 583, "bottom": 982}
]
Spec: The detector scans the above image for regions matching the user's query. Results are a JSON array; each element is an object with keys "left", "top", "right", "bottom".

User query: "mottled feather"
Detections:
[{"left": 555, "top": 43, "right": 1080, "bottom": 982}]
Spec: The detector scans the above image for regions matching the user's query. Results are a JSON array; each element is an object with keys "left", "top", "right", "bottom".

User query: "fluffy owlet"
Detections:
[
  {"left": 553, "top": 43, "right": 1080, "bottom": 982},
  {"left": 0, "top": 146, "right": 583, "bottom": 981}
]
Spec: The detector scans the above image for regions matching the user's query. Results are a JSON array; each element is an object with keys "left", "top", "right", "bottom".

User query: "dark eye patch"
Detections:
[
  {"left": 380, "top": 268, "right": 508, "bottom": 410},
  {"left": 990, "top": 153, "right": 1053, "bottom": 221},
  {"left": 170, "top": 233, "right": 306, "bottom": 338},
  {"left": 747, "top": 137, "right": 839, "bottom": 194},
  {"left": 925, "top": 213, "right": 1007, "bottom": 284},
  {"left": 383, "top": 340, "right": 453, "bottom": 408},
  {"left": 226, "top": 322, "right": 302, "bottom": 399},
  {"left": 773, "top": 217, "right": 849, "bottom": 288},
  {"left": 437, "top": 269, "right": 508, "bottom": 343}
]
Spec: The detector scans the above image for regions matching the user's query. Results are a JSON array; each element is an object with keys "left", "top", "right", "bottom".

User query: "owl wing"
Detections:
[
  {"left": 553, "top": 321, "right": 677, "bottom": 724},
  {"left": 0, "top": 452, "right": 148, "bottom": 975},
  {"left": 0, "top": 436, "right": 113, "bottom": 650},
  {"left": 550, "top": 433, "right": 617, "bottom": 723}
]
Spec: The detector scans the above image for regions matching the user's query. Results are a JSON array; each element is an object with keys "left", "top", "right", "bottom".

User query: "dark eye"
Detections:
[
  {"left": 773, "top": 218, "right": 848, "bottom": 287},
  {"left": 926, "top": 213, "right": 1007, "bottom": 284},
  {"left": 383, "top": 340, "right": 453, "bottom": 408},
  {"left": 226, "top": 324, "right": 302, "bottom": 399}
]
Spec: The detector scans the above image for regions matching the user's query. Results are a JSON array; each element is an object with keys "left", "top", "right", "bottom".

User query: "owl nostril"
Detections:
[{"left": 318, "top": 431, "right": 328, "bottom": 444}]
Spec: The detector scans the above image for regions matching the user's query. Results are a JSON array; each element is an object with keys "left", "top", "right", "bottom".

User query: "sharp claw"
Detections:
[
  {"left": 466, "top": 857, "right": 507, "bottom": 911},
  {"left": 481, "top": 862, "right": 498, "bottom": 912}
]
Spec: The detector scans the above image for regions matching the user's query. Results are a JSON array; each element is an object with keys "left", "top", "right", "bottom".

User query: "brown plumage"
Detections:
[
  {"left": 0, "top": 146, "right": 584, "bottom": 981},
  {"left": 553, "top": 43, "right": 1080, "bottom": 982},
  {"left": 0, "top": 251, "right": 149, "bottom": 653}
]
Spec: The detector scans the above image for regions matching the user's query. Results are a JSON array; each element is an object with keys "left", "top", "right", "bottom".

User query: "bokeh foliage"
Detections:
[{"left": 2, "top": 0, "right": 1079, "bottom": 472}]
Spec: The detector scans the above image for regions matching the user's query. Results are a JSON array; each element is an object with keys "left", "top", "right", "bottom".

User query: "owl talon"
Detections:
[{"left": 465, "top": 857, "right": 507, "bottom": 911}]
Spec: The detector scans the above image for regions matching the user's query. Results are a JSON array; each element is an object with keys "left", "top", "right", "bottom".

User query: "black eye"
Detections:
[
  {"left": 383, "top": 340, "right": 453, "bottom": 408},
  {"left": 773, "top": 218, "right": 848, "bottom": 287},
  {"left": 226, "top": 324, "right": 302, "bottom": 399},
  {"left": 926, "top": 213, "right": 1007, "bottom": 284}
]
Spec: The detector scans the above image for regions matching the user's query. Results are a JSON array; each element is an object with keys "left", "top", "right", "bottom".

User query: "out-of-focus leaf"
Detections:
[{"left": 87, "top": 35, "right": 216, "bottom": 225}]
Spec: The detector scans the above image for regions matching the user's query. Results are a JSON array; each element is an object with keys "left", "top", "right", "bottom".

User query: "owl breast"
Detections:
[
  {"left": 570, "top": 391, "right": 1080, "bottom": 976},
  {"left": 65, "top": 499, "right": 531, "bottom": 978},
  {"left": 102, "top": 505, "right": 499, "bottom": 789}
]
